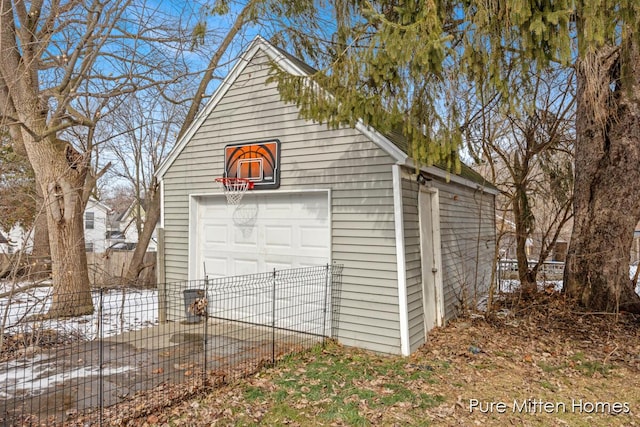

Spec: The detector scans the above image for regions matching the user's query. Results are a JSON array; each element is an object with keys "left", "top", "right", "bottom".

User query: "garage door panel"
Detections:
[
  {"left": 265, "top": 252, "right": 325, "bottom": 266},
  {"left": 202, "top": 223, "right": 227, "bottom": 241},
  {"left": 202, "top": 201, "right": 229, "bottom": 213},
  {"left": 264, "top": 253, "right": 297, "bottom": 267},
  {"left": 233, "top": 258, "right": 260, "bottom": 276},
  {"left": 203, "top": 256, "right": 228, "bottom": 278},
  {"left": 263, "top": 201, "right": 291, "bottom": 214},
  {"left": 265, "top": 261, "right": 294, "bottom": 272},
  {"left": 264, "top": 225, "right": 292, "bottom": 248},
  {"left": 232, "top": 227, "right": 258, "bottom": 245},
  {"left": 297, "top": 262, "right": 325, "bottom": 269},
  {"left": 300, "top": 225, "right": 329, "bottom": 249},
  {"left": 302, "top": 206, "right": 329, "bottom": 220}
]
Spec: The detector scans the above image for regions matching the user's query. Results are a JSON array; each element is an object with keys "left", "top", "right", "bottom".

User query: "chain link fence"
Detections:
[{"left": 0, "top": 264, "right": 342, "bottom": 426}]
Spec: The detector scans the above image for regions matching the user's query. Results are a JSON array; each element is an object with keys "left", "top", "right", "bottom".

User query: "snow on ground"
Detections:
[
  {"left": 478, "top": 264, "right": 640, "bottom": 312},
  {"left": 497, "top": 265, "right": 640, "bottom": 295},
  {"left": 0, "top": 282, "right": 159, "bottom": 402},
  {"left": 0, "top": 282, "right": 158, "bottom": 341},
  {"left": 498, "top": 279, "right": 563, "bottom": 293},
  {"left": 0, "top": 353, "right": 136, "bottom": 400}
]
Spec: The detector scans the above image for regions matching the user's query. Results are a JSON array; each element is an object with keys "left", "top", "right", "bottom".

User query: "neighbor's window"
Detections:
[
  {"left": 85, "top": 242, "right": 94, "bottom": 252},
  {"left": 85, "top": 211, "right": 94, "bottom": 229}
]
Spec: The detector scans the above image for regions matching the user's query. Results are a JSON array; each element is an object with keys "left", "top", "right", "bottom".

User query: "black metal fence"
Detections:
[{"left": 0, "top": 264, "right": 343, "bottom": 426}]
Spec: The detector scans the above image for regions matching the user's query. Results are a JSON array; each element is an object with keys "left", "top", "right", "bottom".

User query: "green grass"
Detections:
[
  {"left": 537, "top": 360, "right": 564, "bottom": 373},
  {"left": 155, "top": 313, "right": 640, "bottom": 427},
  {"left": 539, "top": 380, "right": 558, "bottom": 392},
  {"left": 575, "top": 360, "right": 612, "bottom": 376},
  {"left": 570, "top": 352, "right": 612, "bottom": 376},
  {"left": 243, "top": 385, "right": 266, "bottom": 402},
  {"left": 235, "top": 342, "right": 444, "bottom": 426}
]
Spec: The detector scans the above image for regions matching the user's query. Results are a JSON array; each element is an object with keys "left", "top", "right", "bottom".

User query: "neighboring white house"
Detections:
[
  {"left": 2, "top": 200, "right": 114, "bottom": 255},
  {"left": 0, "top": 223, "right": 33, "bottom": 254},
  {"left": 107, "top": 199, "right": 157, "bottom": 252},
  {"left": 84, "top": 198, "right": 111, "bottom": 253}
]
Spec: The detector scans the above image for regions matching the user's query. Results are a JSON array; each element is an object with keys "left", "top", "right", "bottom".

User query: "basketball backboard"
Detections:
[{"left": 223, "top": 140, "right": 280, "bottom": 189}]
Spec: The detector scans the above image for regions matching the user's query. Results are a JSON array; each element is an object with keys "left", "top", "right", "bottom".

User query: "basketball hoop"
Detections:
[{"left": 215, "top": 177, "right": 254, "bottom": 205}]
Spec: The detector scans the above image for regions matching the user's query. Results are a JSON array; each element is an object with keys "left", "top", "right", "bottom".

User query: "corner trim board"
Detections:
[{"left": 392, "top": 164, "right": 411, "bottom": 356}]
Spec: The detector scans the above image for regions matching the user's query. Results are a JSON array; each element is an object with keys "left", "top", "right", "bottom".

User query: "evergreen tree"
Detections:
[{"left": 272, "top": 0, "right": 640, "bottom": 312}]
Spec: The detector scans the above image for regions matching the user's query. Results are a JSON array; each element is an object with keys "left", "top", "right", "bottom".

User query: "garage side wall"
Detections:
[
  {"left": 430, "top": 179, "right": 496, "bottom": 321},
  {"left": 161, "top": 50, "right": 403, "bottom": 354},
  {"left": 401, "top": 175, "right": 496, "bottom": 352}
]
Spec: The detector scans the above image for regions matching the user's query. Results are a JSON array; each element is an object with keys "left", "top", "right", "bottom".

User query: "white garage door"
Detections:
[{"left": 191, "top": 191, "right": 331, "bottom": 331}]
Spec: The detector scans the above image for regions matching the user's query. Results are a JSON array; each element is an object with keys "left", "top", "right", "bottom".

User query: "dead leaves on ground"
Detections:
[{"left": 74, "top": 294, "right": 640, "bottom": 426}]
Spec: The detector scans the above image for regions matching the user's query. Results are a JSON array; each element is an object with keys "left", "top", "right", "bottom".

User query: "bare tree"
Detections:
[
  {"left": 0, "top": 126, "right": 51, "bottom": 278},
  {"left": 467, "top": 69, "right": 575, "bottom": 295},
  {"left": 0, "top": 0, "right": 203, "bottom": 317},
  {"left": 104, "top": 85, "right": 187, "bottom": 282},
  {"left": 104, "top": 0, "right": 263, "bottom": 284}
]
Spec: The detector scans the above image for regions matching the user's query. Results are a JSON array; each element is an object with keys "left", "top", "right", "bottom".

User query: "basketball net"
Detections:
[{"left": 215, "top": 177, "right": 254, "bottom": 205}]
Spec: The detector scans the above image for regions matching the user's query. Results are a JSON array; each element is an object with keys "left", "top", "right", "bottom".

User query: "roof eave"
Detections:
[
  {"left": 403, "top": 158, "right": 500, "bottom": 195},
  {"left": 355, "top": 121, "right": 410, "bottom": 164}
]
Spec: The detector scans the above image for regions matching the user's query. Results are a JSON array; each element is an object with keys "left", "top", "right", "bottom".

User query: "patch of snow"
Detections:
[
  {"left": 1, "top": 286, "right": 158, "bottom": 340},
  {"left": 0, "top": 283, "right": 159, "bottom": 400},
  {"left": 0, "top": 358, "right": 136, "bottom": 399},
  {"left": 495, "top": 265, "right": 640, "bottom": 297}
]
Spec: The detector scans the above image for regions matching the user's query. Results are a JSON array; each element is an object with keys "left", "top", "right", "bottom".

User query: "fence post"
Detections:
[
  {"left": 98, "top": 288, "right": 104, "bottom": 426},
  {"left": 322, "top": 264, "right": 330, "bottom": 344},
  {"left": 272, "top": 268, "right": 276, "bottom": 365},
  {"left": 158, "top": 229, "right": 167, "bottom": 323},
  {"left": 203, "top": 277, "right": 209, "bottom": 387}
]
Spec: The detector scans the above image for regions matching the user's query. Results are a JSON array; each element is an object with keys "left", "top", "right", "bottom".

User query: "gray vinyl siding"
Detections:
[
  {"left": 429, "top": 179, "right": 496, "bottom": 321},
  {"left": 161, "top": 50, "right": 402, "bottom": 354}
]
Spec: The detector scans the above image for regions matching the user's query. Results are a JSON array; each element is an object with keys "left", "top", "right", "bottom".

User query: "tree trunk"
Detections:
[
  {"left": 512, "top": 157, "right": 537, "bottom": 293},
  {"left": 46, "top": 194, "right": 94, "bottom": 317},
  {"left": 125, "top": 183, "right": 160, "bottom": 284},
  {"left": 27, "top": 139, "right": 94, "bottom": 318},
  {"left": 2, "top": 95, "right": 94, "bottom": 316},
  {"left": 514, "top": 200, "right": 537, "bottom": 293},
  {"left": 564, "top": 43, "right": 640, "bottom": 313},
  {"left": 32, "top": 189, "right": 50, "bottom": 256}
]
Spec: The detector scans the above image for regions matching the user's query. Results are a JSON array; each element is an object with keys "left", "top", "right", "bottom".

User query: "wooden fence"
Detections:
[
  {"left": 87, "top": 251, "right": 156, "bottom": 287},
  {"left": 0, "top": 252, "right": 156, "bottom": 287}
]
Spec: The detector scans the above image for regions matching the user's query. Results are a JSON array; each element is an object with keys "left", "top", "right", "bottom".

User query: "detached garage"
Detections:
[{"left": 156, "top": 36, "right": 497, "bottom": 355}]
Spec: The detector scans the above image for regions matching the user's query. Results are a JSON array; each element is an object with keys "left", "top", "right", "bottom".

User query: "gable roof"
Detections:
[
  {"left": 86, "top": 197, "right": 112, "bottom": 214},
  {"left": 119, "top": 198, "right": 147, "bottom": 221},
  {"left": 0, "top": 232, "right": 8, "bottom": 244},
  {"left": 156, "top": 36, "right": 497, "bottom": 194}
]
